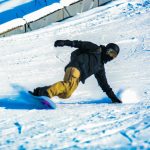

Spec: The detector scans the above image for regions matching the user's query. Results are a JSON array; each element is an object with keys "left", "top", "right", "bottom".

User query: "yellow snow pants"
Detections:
[{"left": 47, "top": 67, "right": 80, "bottom": 99}]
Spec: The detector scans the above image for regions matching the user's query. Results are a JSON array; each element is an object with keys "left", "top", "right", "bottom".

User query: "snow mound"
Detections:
[{"left": 121, "top": 88, "right": 140, "bottom": 104}]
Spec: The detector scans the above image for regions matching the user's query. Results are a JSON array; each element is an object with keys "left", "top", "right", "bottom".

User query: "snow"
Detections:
[
  {"left": 23, "top": 3, "right": 63, "bottom": 22},
  {"left": 0, "top": 0, "right": 60, "bottom": 25},
  {"left": 120, "top": 88, "right": 140, "bottom": 104},
  {"left": 60, "top": 0, "right": 79, "bottom": 6},
  {"left": 0, "top": 0, "right": 81, "bottom": 25},
  {"left": 0, "top": 0, "right": 150, "bottom": 149},
  {"left": 0, "top": 0, "right": 83, "bottom": 34},
  {"left": 0, "top": 19, "right": 26, "bottom": 33},
  {"left": 0, "top": 0, "right": 32, "bottom": 13}
]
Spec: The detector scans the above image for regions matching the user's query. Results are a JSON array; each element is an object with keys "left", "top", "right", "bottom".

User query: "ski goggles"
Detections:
[{"left": 106, "top": 48, "right": 118, "bottom": 59}]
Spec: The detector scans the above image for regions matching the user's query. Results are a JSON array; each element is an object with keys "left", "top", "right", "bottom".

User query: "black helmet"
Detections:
[{"left": 106, "top": 43, "right": 120, "bottom": 55}]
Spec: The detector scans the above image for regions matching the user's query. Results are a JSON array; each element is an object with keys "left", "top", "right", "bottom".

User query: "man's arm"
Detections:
[
  {"left": 94, "top": 69, "right": 121, "bottom": 103},
  {"left": 54, "top": 40, "right": 99, "bottom": 52}
]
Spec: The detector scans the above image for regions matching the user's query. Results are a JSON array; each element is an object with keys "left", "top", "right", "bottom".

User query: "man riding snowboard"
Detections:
[{"left": 31, "top": 40, "right": 122, "bottom": 103}]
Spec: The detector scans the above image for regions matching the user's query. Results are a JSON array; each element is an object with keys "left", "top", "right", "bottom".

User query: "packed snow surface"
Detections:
[{"left": 0, "top": 0, "right": 150, "bottom": 149}]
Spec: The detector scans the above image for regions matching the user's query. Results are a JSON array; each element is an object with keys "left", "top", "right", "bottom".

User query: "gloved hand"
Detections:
[
  {"left": 106, "top": 90, "right": 122, "bottom": 103},
  {"left": 54, "top": 40, "right": 66, "bottom": 47},
  {"left": 32, "top": 86, "right": 49, "bottom": 97},
  {"left": 111, "top": 97, "right": 122, "bottom": 103}
]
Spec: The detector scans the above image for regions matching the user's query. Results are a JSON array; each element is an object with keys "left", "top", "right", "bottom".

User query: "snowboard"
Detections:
[
  {"left": 11, "top": 84, "right": 56, "bottom": 109},
  {"left": 28, "top": 91, "right": 56, "bottom": 109}
]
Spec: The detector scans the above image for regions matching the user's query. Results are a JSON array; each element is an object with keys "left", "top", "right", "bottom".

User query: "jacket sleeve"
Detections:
[
  {"left": 94, "top": 68, "right": 119, "bottom": 102},
  {"left": 63, "top": 40, "right": 99, "bottom": 52}
]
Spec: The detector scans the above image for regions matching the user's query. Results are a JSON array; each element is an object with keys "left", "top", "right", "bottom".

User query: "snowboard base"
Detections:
[{"left": 28, "top": 92, "right": 56, "bottom": 109}]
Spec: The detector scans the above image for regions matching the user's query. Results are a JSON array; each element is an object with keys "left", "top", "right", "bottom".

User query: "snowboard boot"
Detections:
[{"left": 30, "top": 86, "right": 50, "bottom": 97}]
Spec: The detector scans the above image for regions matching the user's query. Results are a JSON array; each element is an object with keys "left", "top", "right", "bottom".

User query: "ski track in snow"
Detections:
[{"left": 0, "top": 0, "right": 150, "bottom": 149}]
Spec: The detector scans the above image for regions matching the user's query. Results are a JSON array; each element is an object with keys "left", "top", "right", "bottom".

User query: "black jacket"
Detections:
[{"left": 64, "top": 40, "right": 119, "bottom": 102}]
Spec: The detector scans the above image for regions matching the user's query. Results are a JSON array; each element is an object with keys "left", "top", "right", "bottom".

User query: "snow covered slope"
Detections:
[{"left": 0, "top": 0, "right": 150, "bottom": 149}]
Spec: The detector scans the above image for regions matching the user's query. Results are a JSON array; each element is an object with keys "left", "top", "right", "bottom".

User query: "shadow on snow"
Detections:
[
  {"left": 0, "top": 84, "right": 123, "bottom": 109},
  {"left": 59, "top": 89, "right": 123, "bottom": 105}
]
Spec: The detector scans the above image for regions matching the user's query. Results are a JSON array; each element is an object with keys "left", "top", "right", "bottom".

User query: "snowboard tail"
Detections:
[
  {"left": 28, "top": 92, "right": 56, "bottom": 109},
  {"left": 10, "top": 84, "right": 56, "bottom": 109}
]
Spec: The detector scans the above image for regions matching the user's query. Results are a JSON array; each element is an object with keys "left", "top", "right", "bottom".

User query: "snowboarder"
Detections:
[{"left": 31, "top": 40, "right": 122, "bottom": 103}]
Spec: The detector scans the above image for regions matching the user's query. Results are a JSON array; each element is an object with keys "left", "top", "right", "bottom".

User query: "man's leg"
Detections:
[{"left": 47, "top": 67, "right": 80, "bottom": 99}]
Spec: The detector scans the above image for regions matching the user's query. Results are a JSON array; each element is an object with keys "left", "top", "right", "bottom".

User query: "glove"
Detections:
[
  {"left": 106, "top": 90, "right": 122, "bottom": 103},
  {"left": 111, "top": 97, "right": 122, "bottom": 103},
  {"left": 32, "top": 86, "right": 49, "bottom": 97},
  {"left": 54, "top": 40, "right": 66, "bottom": 47}
]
